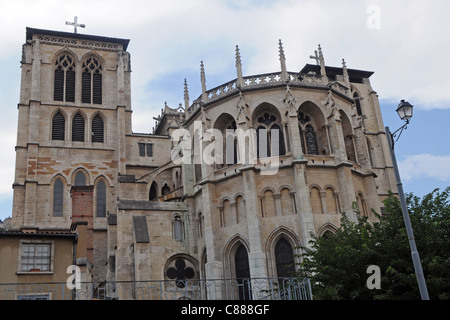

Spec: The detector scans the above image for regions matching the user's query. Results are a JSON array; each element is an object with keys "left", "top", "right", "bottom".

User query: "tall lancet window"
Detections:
[
  {"left": 72, "top": 112, "right": 85, "bottom": 142},
  {"left": 96, "top": 180, "right": 106, "bottom": 217},
  {"left": 53, "top": 178, "right": 64, "bottom": 217},
  {"left": 298, "top": 112, "right": 319, "bottom": 155},
  {"left": 275, "top": 238, "right": 295, "bottom": 278},
  {"left": 52, "top": 111, "right": 65, "bottom": 141},
  {"left": 54, "top": 54, "right": 76, "bottom": 102},
  {"left": 82, "top": 57, "right": 102, "bottom": 104},
  {"left": 91, "top": 114, "right": 104, "bottom": 143}
]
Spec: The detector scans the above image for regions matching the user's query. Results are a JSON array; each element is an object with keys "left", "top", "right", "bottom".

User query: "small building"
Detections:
[{"left": 0, "top": 223, "right": 92, "bottom": 300}]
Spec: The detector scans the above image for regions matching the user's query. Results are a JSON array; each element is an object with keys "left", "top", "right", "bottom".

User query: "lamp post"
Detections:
[{"left": 385, "top": 100, "right": 430, "bottom": 300}]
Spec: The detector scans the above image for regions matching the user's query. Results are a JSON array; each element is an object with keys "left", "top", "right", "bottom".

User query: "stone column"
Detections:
[
  {"left": 292, "top": 159, "right": 316, "bottom": 248},
  {"left": 200, "top": 181, "right": 223, "bottom": 280},
  {"left": 241, "top": 166, "right": 269, "bottom": 279}
]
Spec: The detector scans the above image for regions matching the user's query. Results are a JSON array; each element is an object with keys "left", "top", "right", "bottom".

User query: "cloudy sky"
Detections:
[{"left": 0, "top": 0, "right": 449, "bottom": 220}]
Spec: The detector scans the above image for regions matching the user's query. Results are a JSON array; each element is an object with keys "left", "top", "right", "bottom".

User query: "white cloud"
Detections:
[{"left": 398, "top": 154, "right": 450, "bottom": 182}]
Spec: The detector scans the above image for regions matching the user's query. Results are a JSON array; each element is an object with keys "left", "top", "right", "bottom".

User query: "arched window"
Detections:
[
  {"left": 213, "top": 114, "right": 238, "bottom": 168},
  {"left": 149, "top": 182, "right": 157, "bottom": 201},
  {"left": 74, "top": 172, "right": 86, "bottom": 186},
  {"left": 256, "top": 113, "right": 286, "bottom": 158},
  {"left": 91, "top": 114, "right": 104, "bottom": 143},
  {"left": 82, "top": 57, "right": 102, "bottom": 104},
  {"left": 52, "top": 111, "right": 65, "bottom": 141},
  {"left": 72, "top": 112, "right": 85, "bottom": 142},
  {"left": 53, "top": 178, "right": 64, "bottom": 217},
  {"left": 298, "top": 112, "right": 319, "bottom": 155},
  {"left": 96, "top": 180, "right": 106, "bottom": 217},
  {"left": 54, "top": 54, "right": 75, "bottom": 102},
  {"left": 275, "top": 238, "right": 295, "bottom": 278},
  {"left": 235, "top": 245, "right": 251, "bottom": 300},
  {"left": 161, "top": 183, "right": 170, "bottom": 196}
]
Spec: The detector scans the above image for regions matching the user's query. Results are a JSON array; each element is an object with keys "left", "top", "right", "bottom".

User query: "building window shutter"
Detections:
[
  {"left": 72, "top": 113, "right": 85, "bottom": 142},
  {"left": 93, "top": 73, "right": 102, "bottom": 104},
  {"left": 53, "top": 178, "right": 64, "bottom": 217},
  {"left": 81, "top": 71, "right": 91, "bottom": 103},
  {"left": 96, "top": 180, "right": 106, "bottom": 217},
  {"left": 92, "top": 114, "right": 104, "bottom": 143},
  {"left": 54, "top": 69, "right": 64, "bottom": 101},
  {"left": 52, "top": 111, "right": 65, "bottom": 141},
  {"left": 65, "top": 70, "right": 75, "bottom": 102}
]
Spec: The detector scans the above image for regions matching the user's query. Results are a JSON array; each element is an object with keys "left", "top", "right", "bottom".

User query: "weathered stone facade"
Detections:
[{"left": 11, "top": 28, "right": 397, "bottom": 299}]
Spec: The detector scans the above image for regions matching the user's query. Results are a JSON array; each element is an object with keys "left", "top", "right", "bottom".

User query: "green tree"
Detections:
[{"left": 296, "top": 187, "right": 450, "bottom": 300}]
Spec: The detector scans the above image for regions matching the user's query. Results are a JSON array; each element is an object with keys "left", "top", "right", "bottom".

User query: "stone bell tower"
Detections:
[{"left": 11, "top": 25, "right": 131, "bottom": 282}]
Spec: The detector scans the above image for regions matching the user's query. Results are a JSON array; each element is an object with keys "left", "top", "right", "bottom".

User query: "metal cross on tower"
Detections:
[
  {"left": 309, "top": 50, "right": 320, "bottom": 65},
  {"left": 65, "top": 16, "right": 85, "bottom": 33}
]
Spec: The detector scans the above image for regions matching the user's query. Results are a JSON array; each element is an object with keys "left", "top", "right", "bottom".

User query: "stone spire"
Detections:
[
  {"left": 318, "top": 44, "right": 328, "bottom": 84},
  {"left": 342, "top": 58, "right": 350, "bottom": 88},
  {"left": 279, "top": 39, "right": 288, "bottom": 81},
  {"left": 200, "top": 61, "right": 207, "bottom": 102},
  {"left": 235, "top": 45, "right": 244, "bottom": 88},
  {"left": 184, "top": 78, "right": 190, "bottom": 109}
]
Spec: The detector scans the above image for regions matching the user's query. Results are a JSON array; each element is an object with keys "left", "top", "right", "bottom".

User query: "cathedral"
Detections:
[{"left": 8, "top": 26, "right": 397, "bottom": 299}]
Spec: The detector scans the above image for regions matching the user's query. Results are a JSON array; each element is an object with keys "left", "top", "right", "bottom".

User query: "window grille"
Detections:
[
  {"left": 92, "top": 114, "right": 104, "bottom": 143},
  {"left": 20, "top": 244, "right": 51, "bottom": 272},
  {"left": 72, "top": 113, "right": 85, "bottom": 142},
  {"left": 52, "top": 111, "right": 65, "bottom": 141}
]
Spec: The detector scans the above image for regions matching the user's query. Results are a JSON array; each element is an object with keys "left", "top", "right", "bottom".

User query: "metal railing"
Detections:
[{"left": 0, "top": 277, "right": 312, "bottom": 300}]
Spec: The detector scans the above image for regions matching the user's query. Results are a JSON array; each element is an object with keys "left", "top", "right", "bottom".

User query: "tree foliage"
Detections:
[{"left": 296, "top": 187, "right": 450, "bottom": 300}]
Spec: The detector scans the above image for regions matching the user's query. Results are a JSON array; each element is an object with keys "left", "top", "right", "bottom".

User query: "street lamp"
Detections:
[{"left": 385, "top": 100, "right": 430, "bottom": 300}]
